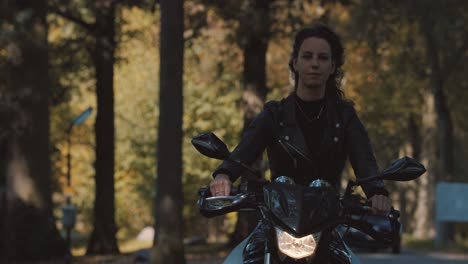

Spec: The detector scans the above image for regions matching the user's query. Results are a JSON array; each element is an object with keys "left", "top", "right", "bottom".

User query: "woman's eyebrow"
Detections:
[{"left": 300, "top": 50, "right": 330, "bottom": 54}]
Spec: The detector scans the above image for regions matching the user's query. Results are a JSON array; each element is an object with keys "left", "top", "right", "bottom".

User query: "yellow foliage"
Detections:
[{"left": 46, "top": 0, "right": 468, "bottom": 242}]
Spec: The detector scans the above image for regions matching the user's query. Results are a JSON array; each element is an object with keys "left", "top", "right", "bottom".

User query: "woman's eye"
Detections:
[{"left": 319, "top": 55, "right": 329, "bottom": 60}]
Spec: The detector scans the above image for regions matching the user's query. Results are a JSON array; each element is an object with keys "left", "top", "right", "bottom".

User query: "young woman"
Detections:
[{"left": 210, "top": 23, "right": 391, "bottom": 263}]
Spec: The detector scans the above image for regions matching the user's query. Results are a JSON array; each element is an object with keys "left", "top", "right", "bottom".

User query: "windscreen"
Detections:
[{"left": 264, "top": 183, "right": 340, "bottom": 235}]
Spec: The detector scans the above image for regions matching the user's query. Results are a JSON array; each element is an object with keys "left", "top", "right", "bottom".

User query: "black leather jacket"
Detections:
[{"left": 214, "top": 93, "right": 387, "bottom": 197}]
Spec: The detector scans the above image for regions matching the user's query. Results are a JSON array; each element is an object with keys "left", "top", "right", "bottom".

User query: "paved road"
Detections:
[
  {"left": 187, "top": 250, "right": 468, "bottom": 264},
  {"left": 359, "top": 251, "right": 468, "bottom": 264}
]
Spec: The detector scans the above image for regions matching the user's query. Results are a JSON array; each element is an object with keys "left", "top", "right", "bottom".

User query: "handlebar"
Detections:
[
  {"left": 341, "top": 194, "right": 400, "bottom": 218},
  {"left": 339, "top": 194, "right": 400, "bottom": 245},
  {"left": 198, "top": 180, "right": 267, "bottom": 217},
  {"left": 198, "top": 181, "right": 400, "bottom": 245},
  {"left": 197, "top": 182, "right": 261, "bottom": 218}
]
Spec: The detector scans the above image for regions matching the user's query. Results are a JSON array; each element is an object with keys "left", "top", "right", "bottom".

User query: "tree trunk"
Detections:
[
  {"left": 414, "top": 12, "right": 455, "bottom": 241},
  {"left": 86, "top": 1, "right": 119, "bottom": 254},
  {"left": 419, "top": 19, "right": 454, "bottom": 181},
  {"left": 413, "top": 92, "right": 436, "bottom": 238},
  {"left": 151, "top": 0, "right": 185, "bottom": 263},
  {"left": 230, "top": 0, "right": 272, "bottom": 246},
  {"left": 404, "top": 1, "right": 456, "bottom": 240},
  {"left": 398, "top": 114, "right": 421, "bottom": 233},
  {"left": 0, "top": 0, "right": 65, "bottom": 261}
]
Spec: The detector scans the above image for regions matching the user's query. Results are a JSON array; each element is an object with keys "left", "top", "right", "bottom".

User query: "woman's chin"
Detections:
[{"left": 304, "top": 83, "right": 324, "bottom": 90}]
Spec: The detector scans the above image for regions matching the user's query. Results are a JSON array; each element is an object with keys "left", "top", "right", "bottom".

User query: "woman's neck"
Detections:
[{"left": 296, "top": 85, "right": 325, "bottom": 101}]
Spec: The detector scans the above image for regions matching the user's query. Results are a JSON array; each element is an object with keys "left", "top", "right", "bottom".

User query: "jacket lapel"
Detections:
[
  {"left": 279, "top": 94, "right": 315, "bottom": 161},
  {"left": 319, "top": 97, "right": 343, "bottom": 156}
]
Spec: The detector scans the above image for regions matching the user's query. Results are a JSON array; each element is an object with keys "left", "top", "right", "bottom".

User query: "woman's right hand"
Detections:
[{"left": 210, "top": 174, "right": 232, "bottom": 197}]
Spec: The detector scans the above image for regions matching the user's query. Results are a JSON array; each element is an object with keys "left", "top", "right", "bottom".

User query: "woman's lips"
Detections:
[{"left": 307, "top": 73, "right": 321, "bottom": 78}]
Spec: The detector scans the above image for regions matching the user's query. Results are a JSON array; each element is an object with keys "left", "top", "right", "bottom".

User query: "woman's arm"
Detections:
[
  {"left": 344, "top": 106, "right": 387, "bottom": 197},
  {"left": 213, "top": 107, "right": 275, "bottom": 182},
  {"left": 344, "top": 106, "right": 391, "bottom": 215}
]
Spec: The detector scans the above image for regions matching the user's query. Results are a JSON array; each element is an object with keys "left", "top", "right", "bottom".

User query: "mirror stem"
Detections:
[{"left": 354, "top": 173, "right": 383, "bottom": 186}]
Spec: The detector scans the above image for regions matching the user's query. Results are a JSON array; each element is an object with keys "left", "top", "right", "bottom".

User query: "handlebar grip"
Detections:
[
  {"left": 367, "top": 200, "right": 400, "bottom": 218},
  {"left": 197, "top": 180, "right": 266, "bottom": 218},
  {"left": 342, "top": 195, "right": 372, "bottom": 214},
  {"left": 344, "top": 196, "right": 400, "bottom": 218},
  {"left": 198, "top": 185, "right": 239, "bottom": 198}
]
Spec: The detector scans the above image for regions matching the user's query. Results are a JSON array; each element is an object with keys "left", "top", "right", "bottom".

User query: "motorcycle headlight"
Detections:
[{"left": 275, "top": 227, "right": 321, "bottom": 259}]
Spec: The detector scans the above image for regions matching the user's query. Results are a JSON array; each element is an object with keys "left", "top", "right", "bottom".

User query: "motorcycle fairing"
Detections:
[
  {"left": 329, "top": 228, "right": 353, "bottom": 264},
  {"left": 223, "top": 232, "right": 253, "bottom": 264},
  {"left": 263, "top": 182, "right": 340, "bottom": 235}
]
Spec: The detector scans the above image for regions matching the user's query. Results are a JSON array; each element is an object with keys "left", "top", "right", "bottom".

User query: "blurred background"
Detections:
[{"left": 1, "top": 0, "right": 467, "bottom": 263}]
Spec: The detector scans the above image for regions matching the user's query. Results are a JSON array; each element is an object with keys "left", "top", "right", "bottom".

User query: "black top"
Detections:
[{"left": 294, "top": 93, "right": 326, "bottom": 157}]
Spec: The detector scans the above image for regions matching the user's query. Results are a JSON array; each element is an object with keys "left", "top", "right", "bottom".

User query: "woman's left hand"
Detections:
[{"left": 369, "top": 195, "right": 392, "bottom": 216}]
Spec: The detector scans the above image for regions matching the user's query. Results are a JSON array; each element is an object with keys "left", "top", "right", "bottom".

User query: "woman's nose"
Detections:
[{"left": 311, "top": 57, "right": 319, "bottom": 68}]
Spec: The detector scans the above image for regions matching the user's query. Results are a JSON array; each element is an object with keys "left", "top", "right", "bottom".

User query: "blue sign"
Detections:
[
  {"left": 72, "top": 107, "right": 93, "bottom": 126},
  {"left": 436, "top": 182, "right": 468, "bottom": 222}
]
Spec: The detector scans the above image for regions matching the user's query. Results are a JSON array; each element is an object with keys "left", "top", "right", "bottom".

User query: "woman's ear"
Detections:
[
  {"left": 292, "top": 58, "right": 298, "bottom": 72},
  {"left": 331, "top": 61, "right": 336, "bottom": 74}
]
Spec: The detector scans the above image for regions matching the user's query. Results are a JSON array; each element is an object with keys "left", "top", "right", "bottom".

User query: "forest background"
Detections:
[{"left": 1, "top": 0, "right": 467, "bottom": 262}]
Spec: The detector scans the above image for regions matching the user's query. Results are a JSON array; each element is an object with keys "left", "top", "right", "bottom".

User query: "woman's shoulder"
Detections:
[
  {"left": 336, "top": 98, "right": 355, "bottom": 109},
  {"left": 264, "top": 99, "right": 284, "bottom": 110},
  {"left": 264, "top": 95, "right": 290, "bottom": 112},
  {"left": 335, "top": 99, "right": 359, "bottom": 120},
  {"left": 261, "top": 96, "right": 291, "bottom": 124}
]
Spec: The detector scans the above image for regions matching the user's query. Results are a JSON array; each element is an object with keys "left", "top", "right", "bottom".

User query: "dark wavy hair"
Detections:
[{"left": 288, "top": 23, "right": 345, "bottom": 100}]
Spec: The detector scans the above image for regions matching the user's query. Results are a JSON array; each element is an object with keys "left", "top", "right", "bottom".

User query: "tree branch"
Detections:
[{"left": 48, "top": 5, "right": 95, "bottom": 32}]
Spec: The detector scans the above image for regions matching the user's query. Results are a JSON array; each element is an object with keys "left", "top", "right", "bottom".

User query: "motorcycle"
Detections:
[{"left": 192, "top": 132, "right": 426, "bottom": 264}]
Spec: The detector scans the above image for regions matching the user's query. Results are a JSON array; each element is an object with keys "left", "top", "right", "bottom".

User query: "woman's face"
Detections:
[{"left": 293, "top": 37, "right": 335, "bottom": 93}]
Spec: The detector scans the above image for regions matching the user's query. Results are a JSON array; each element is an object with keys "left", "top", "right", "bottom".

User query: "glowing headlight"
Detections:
[{"left": 275, "top": 227, "right": 321, "bottom": 259}]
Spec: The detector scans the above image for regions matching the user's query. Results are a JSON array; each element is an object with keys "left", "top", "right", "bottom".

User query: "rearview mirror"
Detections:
[
  {"left": 380, "top": 156, "right": 426, "bottom": 181},
  {"left": 191, "top": 132, "right": 231, "bottom": 160},
  {"left": 354, "top": 156, "right": 426, "bottom": 186}
]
